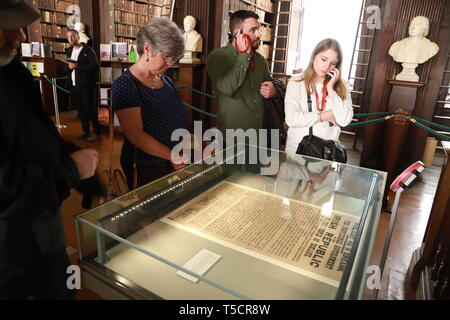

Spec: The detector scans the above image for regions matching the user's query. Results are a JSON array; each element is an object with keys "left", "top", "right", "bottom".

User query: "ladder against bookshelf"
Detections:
[{"left": 270, "top": 0, "right": 293, "bottom": 79}]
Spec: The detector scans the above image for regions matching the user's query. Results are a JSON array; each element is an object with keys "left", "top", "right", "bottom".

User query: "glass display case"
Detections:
[{"left": 76, "top": 145, "right": 387, "bottom": 300}]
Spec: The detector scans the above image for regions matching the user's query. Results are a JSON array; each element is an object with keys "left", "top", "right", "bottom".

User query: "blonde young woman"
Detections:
[{"left": 285, "top": 39, "right": 353, "bottom": 156}]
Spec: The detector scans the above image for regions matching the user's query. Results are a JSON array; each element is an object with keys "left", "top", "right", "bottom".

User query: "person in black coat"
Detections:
[
  {"left": 0, "top": 0, "right": 99, "bottom": 299},
  {"left": 65, "top": 29, "right": 101, "bottom": 142}
]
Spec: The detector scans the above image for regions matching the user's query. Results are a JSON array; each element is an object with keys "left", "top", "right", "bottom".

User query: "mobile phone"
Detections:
[
  {"left": 232, "top": 29, "right": 242, "bottom": 38},
  {"left": 326, "top": 68, "right": 339, "bottom": 81}
]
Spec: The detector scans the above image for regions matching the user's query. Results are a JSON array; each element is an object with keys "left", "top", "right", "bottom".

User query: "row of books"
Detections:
[
  {"left": 54, "top": 53, "right": 66, "bottom": 60},
  {"left": 41, "top": 9, "right": 68, "bottom": 25},
  {"left": 114, "top": 0, "right": 148, "bottom": 14},
  {"left": 114, "top": 5, "right": 166, "bottom": 19},
  {"left": 229, "top": 0, "right": 275, "bottom": 17},
  {"left": 44, "top": 40, "right": 68, "bottom": 53},
  {"left": 229, "top": 0, "right": 253, "bottom": 12},
  {"left": 37, "top": 0, "right": 79, "bottom": 12},
  {"left": 21, "top": 42, "right": 52, "bottom": 58},
  {"left": 114, "top": 10, "right": 151, "bottom": 25},
  {"left": 256, "top": 8, "right": 266, "bottom": 23},
  {"left": 41, "top": 23, "right": 70, "bottom": 39},
  {"left": 152, "top": 0, "right": 173, "bottom": 5},
  {"left": 100, "top": 43, "right": 139, "bottom": 62},
  {"left": 113, "top": 0, "right": 172, "bottom": 8},
  {"left": 114, "top": 24, "right": 141, "bottom": 38},
  {"left": 113, "top": 0, "right": 172, "bottom": 12},
  {"left": 256, "top": 44, "right": 271, "bottom": 60},
  {"left": 256, "top": 0, "right": 275, "bottom": 12},
  {"left": 115, "top": 37, "right": 135, "bottom": 45},
  {"left": 260, "top": 25, "right": 274, "bottom": 42},
  {"left": 100, "top": 67, "right": 127, "bottom": 84}
]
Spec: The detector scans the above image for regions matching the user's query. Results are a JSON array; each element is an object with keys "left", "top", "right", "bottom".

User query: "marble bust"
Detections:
[
  {"left": 179, "top": 16, "right": 203, "bottom": 64},
  {"left": 74, "top": 22, "right": 90, "bottom": 45},
  {"left": 388, "top": 16, "right": 439, "bottom": 82}
]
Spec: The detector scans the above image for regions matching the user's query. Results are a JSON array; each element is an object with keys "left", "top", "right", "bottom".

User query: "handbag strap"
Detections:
[
  {"left": 123, "top": 73, "right": 141, "bottom": 190},
  {"left": 307, "top": 93, "right": 314, "bottom": 137}
]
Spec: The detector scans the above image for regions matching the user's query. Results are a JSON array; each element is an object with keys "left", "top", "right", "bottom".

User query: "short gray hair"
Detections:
[{"left": 136, "top": 18, "right": 185, "bottom": 59}]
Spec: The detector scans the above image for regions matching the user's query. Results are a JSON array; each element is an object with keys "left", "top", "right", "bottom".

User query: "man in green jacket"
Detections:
[{"left": 207, "top": 10, "right": 277, "bottom": 136}]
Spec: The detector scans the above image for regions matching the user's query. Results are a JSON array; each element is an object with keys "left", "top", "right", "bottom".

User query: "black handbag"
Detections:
[{"left": 296, "top": 94, "right": 347, "bottom": 163}]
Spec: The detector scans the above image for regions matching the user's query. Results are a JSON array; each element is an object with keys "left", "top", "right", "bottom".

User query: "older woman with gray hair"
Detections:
[{"left": 112, "top": 18, "right": 189, "bottom": 190}]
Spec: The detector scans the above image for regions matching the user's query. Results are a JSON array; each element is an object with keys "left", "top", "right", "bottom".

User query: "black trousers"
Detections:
[
  {"left": 0, "top": 244, "right": 75, "bottom": 300},
  {"left": 71, "top": 86, "right": 100, "bottom": 135},
  {"left": 121, "top": 154, "right": 174, "bottom": 191}
]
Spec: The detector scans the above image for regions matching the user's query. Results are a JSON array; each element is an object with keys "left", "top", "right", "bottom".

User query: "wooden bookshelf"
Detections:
[
  {"left": 107, "top": 0, "right": 175, "bottom": 46},
  {"left": 227, "top": 0, "right": 276, "bottom": 61},
  {"left": 26, "top": 0, "right": 80, "bottom": 60}
]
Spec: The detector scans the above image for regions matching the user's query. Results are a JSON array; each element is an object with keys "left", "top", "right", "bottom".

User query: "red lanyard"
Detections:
[{"left": 313, "top": 80, "right": 329, "bottom": 112}]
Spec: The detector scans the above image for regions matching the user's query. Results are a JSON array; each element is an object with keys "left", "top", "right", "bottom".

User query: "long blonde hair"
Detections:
[{"left": 296, "top": 38, "right": 348, "bottom": 100}]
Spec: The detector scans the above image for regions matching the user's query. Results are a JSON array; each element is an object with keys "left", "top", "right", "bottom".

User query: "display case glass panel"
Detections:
[{"left": 76, "top": 145, "right": 386, "bottom": 300}]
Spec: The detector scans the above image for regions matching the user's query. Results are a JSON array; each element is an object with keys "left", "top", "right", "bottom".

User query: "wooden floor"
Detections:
[{"left": 58, "top": 112, "right": 444, "bottom": 300}]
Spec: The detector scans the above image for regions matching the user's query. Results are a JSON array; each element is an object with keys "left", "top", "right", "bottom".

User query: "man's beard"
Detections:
[
  {"left": 252, "top": 39, "right": 261, "bottom": 50},
  {"left": 0, "top": 41, "right": 20, "bottom": 67}
]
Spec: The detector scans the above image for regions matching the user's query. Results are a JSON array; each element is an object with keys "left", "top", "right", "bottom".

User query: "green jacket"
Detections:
[{"left": 207, "top": 42, "right": 272, "bottom": 132}]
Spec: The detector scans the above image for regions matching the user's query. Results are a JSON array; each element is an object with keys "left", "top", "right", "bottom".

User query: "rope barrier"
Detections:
[
  {"left": 408, "top": 118, "right": 450, "bottom": 141},
  {"left": 353, "top": 112, "right": 395, "bottom": 118},
  {"left": 410, "top": 115, "right": 450, "bottom": 133},
  {"left": 344, "top": 115, "right": 394, "bottom": 128},
  {"left": 181, "top": 102, "right": 218, "bottom": 118},
  {"left": 177, "top": 85, "right": 217, "bottom": 100},
  {"left": 43, "top": 75, "right": 71, "bottom": 94},
  {"left": 38, "top": 74, "right": 450, "bottom": 141}
]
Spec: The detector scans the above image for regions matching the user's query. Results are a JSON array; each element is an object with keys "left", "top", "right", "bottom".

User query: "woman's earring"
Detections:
[{"left": 145, "top": 56, "right": 150, "bottom": 62}]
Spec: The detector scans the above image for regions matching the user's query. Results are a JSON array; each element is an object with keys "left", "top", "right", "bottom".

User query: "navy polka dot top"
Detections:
[{"left": 112, "top": 70, "right": 189, "bottom": 169}]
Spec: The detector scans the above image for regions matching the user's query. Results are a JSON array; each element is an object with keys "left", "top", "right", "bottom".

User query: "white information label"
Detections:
[{"left": 176, "top": 249, "right": 222, "bottom": 283}]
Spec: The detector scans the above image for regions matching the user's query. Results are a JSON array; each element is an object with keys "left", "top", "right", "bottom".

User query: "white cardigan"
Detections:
[{"left": 284, "top": 77, "right": 354, "bottom": 155}]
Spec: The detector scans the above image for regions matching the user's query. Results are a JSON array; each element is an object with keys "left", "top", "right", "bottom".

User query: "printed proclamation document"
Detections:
[{"left": 162, "top": 182, "right": 360, "bottom": 283}]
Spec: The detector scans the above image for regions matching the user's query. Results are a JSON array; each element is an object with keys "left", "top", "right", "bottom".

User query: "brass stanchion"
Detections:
[{"left": 51, "top": 76, "right": 67, "bottom": 134}]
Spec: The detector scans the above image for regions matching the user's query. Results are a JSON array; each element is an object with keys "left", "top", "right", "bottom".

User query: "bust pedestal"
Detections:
[
  {"left": 179, "top": 51, "right": 201, "bottom": 64},
  {"left": 382, "top": 80, "right": 426, "bottom": 208},
  {"left": 396, "top": 63, "right": 420, "bottom": 81}
]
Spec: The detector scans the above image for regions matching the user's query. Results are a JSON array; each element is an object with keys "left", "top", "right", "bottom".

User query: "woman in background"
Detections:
[{"left": 284, "top": 38, "right": 353, "bottom": 156}]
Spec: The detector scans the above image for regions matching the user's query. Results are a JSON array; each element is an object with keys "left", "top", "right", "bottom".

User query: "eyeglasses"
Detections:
[{"left": 161, "top": 52, "right": 182, "bottom": 64}]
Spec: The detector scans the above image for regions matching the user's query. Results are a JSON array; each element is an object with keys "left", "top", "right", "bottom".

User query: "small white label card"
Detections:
[{"left": 176, "top": 249, "right": 222, "bottom": 283}]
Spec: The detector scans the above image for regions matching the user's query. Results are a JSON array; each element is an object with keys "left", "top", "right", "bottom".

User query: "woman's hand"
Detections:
[
  {"left": 170, "top": 152, "right": 190, "bottom": 170},
  {"left": 320, "top": 110, "right": 338, "bottom": 126},
  {"left": 70, "top": 149, "right": 99, "bottom": 180},
  {"left": 326, "top": 68, "right": 340, "bottom": 94}
]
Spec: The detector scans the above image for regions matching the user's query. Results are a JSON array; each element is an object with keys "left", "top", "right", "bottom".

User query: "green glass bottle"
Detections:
[{"left": 129, "top": 45, "right": 137, "bottom": 63}]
